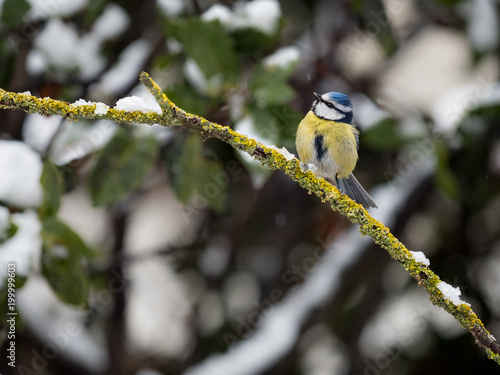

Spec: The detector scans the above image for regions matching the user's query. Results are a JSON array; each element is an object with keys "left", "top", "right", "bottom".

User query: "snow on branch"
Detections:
[{"left": 1, "top": 72, "right": 499, "bottom": 366}]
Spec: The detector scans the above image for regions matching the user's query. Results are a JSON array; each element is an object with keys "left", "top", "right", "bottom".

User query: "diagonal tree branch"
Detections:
[{"left": 1, "top": 72, "right": 499, "bottom": 365}]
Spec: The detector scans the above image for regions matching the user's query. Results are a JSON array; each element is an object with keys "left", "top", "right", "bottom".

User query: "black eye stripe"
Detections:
[
  {"left": 318, "top": 98, "right": 351, "bottom": 113},
  {"left": 322, "top": 100, "right": 339, "bottom": 110}
]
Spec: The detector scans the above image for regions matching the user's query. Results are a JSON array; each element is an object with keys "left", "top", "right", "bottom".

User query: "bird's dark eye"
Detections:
[{"left": 325, "top": 102, "right": 334, "bottom": 108}]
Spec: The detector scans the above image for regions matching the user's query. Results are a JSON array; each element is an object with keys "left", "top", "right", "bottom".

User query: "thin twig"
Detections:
[{"left": 41, "top": 117, "right": 65, "bottom": 160}]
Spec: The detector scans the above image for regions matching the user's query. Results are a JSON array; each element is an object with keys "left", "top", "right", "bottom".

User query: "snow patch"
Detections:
[
  {"left": 437, "top": 281, "right": 470, "bottom": 306},
  {"left": 91, "top": 3, "right": 129, "bottom": 41},
  {"left": 27, "top": 5, "right": 129, "bottom": 81},
  {"left": 432, "top": 78, "right": 496, "bottom": 134},
  {"left": 71, "top": 99, "right": 110, "bottom": 116},
  {"left": 23, "top": 114, "right": 61, "bottom": 153},
  {"left": 350, "top": 94, "right": 390, "bottom": 131},
  {"left": 31, "top": 19, "right": 80, "bottom": 71},
  {"left": 234, "top": 115, "right": 275, "bottom": 145},
  {"left": 202, "top": 4, "right": 233, "bottom": 25},
  {"left": 233, "top": 0, "right": 281, "bottom": 34},
  {"left": 96, "top": 39, "right": 152, "bottom": 95},
  {"left": 410, "top": 251, "right": 430, "bottom": 266},
  {"left": 114, "top": 96, "right": 161, "bottom": 114},
  {"left": 95, "top": 102, "right": 110, "bottom": 115},
  {"left": 17, "top": 276, "right": 108, "bottom": 372},
  {"left": 27, "top": 0, "right": 87, "bottom": 20},
  {"left": 73, "top": 99, "right": 92, "bottom": 106},
  {"left": 263, "top": 46, "right": 299, "bottom": 68},
  {"left": 47, "top": 120, "right": 117, "bottom": 165},
  {"left": 157, "top": 0, "right": 185, "bottom": 17},
  {"left": 0, "top": 211, "right": 42, "bottom": 282},
  {"left": 0, "top": 141, "right": 43, "bottom": 208},
  {"left": 184, "top": 59, "right": 223, "bottom": 96},
  {"left": 268, "top": 146, "right": 296, "bottom": 161},
  {"left": 465, "top": 0, "right": 499, "bottom": 52},
  {"left": 202, "top": 0, "right": 281, "bottom": 35}
]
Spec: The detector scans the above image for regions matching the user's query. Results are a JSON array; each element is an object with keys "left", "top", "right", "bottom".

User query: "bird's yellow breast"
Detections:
[{"left": 296, "top": 111, "right": 359, "bottom": 179}]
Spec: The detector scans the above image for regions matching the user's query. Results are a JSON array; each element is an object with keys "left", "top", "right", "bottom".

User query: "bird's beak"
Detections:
[{"left": 314, "top": 92, "right": 322, "bottom": 101}]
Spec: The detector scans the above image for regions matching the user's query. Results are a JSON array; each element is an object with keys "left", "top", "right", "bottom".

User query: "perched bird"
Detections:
[{"left": 296, "top": 92, "right": 377, "bottom": 208}]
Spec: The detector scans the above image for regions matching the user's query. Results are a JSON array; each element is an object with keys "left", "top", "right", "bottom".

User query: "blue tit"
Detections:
[{"left": 296, "top": 92, "right": 377, "bottom": 208}]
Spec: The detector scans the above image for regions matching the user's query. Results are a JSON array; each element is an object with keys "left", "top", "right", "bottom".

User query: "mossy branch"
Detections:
[{"left": 1, "top": 72, "right": 499, "bottom": 364}]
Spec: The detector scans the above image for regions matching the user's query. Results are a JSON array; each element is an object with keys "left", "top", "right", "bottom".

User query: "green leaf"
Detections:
[
  {"left": 165, "top": 85, "right": 214, "bottom": 116},
  {"left": 435, "top": 166, "right": 460, "bottom": 200},
  {"left": 42, "top": 251, "right": 88, "bottom": 307},
  {"left": 0, "top": 39, "right": 14, "bottom": 86},
  {"left": 356, "top": 0, "right": 397, "bottom": 56},
  {"left": 247, "top": 105, "right": 302, "bottom": 147},
  {"left": 41, "top": 217, "right": 93, "bottom": 306},
  {"left": 435, "top": 145, "right": 459, "bottom": 199},
  {"left": 1, "top": 0, "right": 30, "bottom": 28},
  {"left": 167, "top": 133, "right": 227, "bottom": 213},
  {"left": 168, "top": 19, "right": 238, "bottom": 83},
  {"left": 467, "top": 104, "right": 500, "bottom": 129},
  {"left": 250, "top": 64, "right": 296, "bottom": 106},
  {"left": 0, "top": 216, "right": 18, "bottom": 245},
  {"left": 42, "top": 217, "right": 95, "bottom": 258},
  {"left": 232, "top": 28, "right": 277, "bottom": 55},
  {"left": 39, "top": 160, "right": 63, "bottom": 218},
  {"left": 87, "top": 128, "right": 159, "bottom": 206},
  {"left": 83, "top": 0, "right": 108, "bottom": 28},
  {"left": 362, "top": 119, "right": 407, "bottom": 151}
]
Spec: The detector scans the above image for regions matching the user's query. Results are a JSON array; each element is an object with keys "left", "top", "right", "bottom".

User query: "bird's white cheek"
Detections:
[{"left": 315, "top": 103, "right": 343, "bottom": 121}]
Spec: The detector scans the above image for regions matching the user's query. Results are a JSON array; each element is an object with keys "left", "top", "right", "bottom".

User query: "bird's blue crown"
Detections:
[{"left": 327, "top": 92, "right": 352, "bottom": 108}]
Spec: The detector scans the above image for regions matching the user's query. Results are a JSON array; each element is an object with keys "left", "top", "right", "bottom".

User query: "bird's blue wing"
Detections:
[{"left": 354, "top": 128, "right": 359, "bottom": 150}]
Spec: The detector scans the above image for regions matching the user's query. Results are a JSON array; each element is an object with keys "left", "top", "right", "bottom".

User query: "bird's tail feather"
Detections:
[{"left": 336, "top": 174, "right": 377, "bottom": 209}]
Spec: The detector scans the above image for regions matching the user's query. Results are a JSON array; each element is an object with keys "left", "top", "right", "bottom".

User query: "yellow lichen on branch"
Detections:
[
  {"left": 0, "top": 87, "right": 161, "bottom": 125},
  {"left": 1, "top": 72, "right": 499, "bottom": 365}
]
